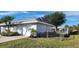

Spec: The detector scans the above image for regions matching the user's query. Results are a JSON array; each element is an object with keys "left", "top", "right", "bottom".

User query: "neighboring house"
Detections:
[
  {"left": 57, "top": 27, "right": 69, "bottom": 34},
  {"left": 0, "top": 18, "right": 55, "bottom": 37}
]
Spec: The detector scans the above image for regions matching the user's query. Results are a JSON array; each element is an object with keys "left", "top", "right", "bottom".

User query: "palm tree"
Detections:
[{"left": 1, "top": 16, "right": 14, "bottom": 32}]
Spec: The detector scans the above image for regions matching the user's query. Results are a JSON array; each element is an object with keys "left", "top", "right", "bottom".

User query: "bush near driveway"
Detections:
[{"left": 1, "top": 31, "right": 20, "bottom": 36}]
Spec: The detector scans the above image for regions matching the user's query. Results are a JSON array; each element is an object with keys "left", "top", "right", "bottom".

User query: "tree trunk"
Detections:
[
  {"left": 8, "top": 21, "right": 11, "bottom": 32},
  {"left": 5, "top": 22, "right": 10, "bottom": 32},
  {"left": 55, "top": 26, "right": 58, "bottom": 32},
  {"left": 7, "top": 25, "right": 10, "bottom": 32}
]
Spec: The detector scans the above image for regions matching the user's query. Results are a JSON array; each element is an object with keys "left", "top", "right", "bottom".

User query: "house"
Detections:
[{"left": 0, "top": 18, "right": 55, "bottom": 37}]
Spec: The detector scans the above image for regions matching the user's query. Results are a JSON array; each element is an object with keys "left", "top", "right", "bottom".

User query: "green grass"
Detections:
[{"left": 0, "top": 35, "right": 79, "bottom": 48}]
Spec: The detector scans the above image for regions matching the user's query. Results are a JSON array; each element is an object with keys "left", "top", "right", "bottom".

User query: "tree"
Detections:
[
  {"left": 76, "top": 24, "right": 79, "bottom": 30},
  {"left": 29, "top": 28, "right": 37, "bottom": 37},
  {"left": 64, "top": 25, "right": 70, "bottom": 30},
  {"left": 65, "top": 25, "right": 69, "bottom": 28},
  {"left": 73, "top": 25, "right": 77, "bottom": 30},
  {"left": 36, "top": 17, "right": 49, "bottom": 23},
  {"left": 1, "top": 16, "right": 14, "bottom": 32},
  {"left": 0, "top": 19, "right": 3, "bottom": 24},
  {"left": 0, "top": 20, "right": 1, "bottom": 23},
  {"left": 43, "top": 12, "right": 66, "bottom": 31}
]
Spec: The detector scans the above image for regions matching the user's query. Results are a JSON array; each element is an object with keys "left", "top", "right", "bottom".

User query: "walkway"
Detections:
[{"left": 0, "top": 36, "right": 26, "bottom": 43}]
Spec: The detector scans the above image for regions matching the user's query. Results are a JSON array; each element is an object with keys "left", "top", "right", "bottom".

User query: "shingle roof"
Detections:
[{"left": 0, "top": 18, "right": 55, "bottom": 27}]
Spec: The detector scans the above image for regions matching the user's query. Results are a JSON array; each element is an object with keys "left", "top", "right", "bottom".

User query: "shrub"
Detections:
[
  {"left": 29, "top": 28, "right": 37, "bottom": 38},
  {"left": 37, "top": 32, "right": 59, "bottom": 37},
  {"left": 1, "top": 32, "right": 8, "bottom": 36},
  {"left": 1, "top": 31, "right": 20, "bottom": 36}
]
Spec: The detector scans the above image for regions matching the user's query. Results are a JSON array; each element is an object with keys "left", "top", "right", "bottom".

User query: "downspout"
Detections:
[{"left": 46, "top": 25, "right": 48, "bottom": 38}]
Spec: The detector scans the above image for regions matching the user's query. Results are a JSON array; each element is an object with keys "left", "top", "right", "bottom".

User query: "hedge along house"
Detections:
[{"left": 0, "top": 18, "right": 55, "bottom": 37}]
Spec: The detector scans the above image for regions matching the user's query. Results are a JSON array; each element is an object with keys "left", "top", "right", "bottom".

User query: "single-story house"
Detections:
[{"left": 0, "top": 18, "right": 55, "bottom": 37}]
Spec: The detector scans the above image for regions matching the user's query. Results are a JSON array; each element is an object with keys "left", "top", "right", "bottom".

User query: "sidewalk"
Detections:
[{"left": 0, "top": 36, "right": 26, "bottom": 43}]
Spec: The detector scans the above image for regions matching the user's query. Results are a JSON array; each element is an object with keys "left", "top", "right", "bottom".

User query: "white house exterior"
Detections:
[{"left": 0, "top": 18, "right": 55, "bottom": 37}]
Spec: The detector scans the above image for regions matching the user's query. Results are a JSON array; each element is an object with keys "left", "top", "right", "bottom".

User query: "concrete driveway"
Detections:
[{"left": 0, "top": 36, "right": 26, "bottom": 43}]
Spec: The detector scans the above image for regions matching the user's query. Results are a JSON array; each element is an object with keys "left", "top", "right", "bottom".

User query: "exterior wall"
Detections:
[
  {"left": 0, "top": 26, "right": 7, "bottom": 32},
  {"left": 10, "top": 27, "right": 16, "bottom": 32},
  {"left": 0, "top": 24, "right": 37, "bottom": 37},
  {"left": 0, "top": 26, "right": 17, "bottom": 32},
  {"left": 0, "top": 23, "right": 54, "bottom": 37},
  {"left": 22, "top": 24, "right": 37, "bottom": 37},
  {"left": 37, "top": 23, "right": 53, "bottom": 33},
  {"left": 1, "top": 27, "right": 3, "bottom": 32},
  {"left": 13, "top": 24, "right": 37, "bottom": 37},
  {"left": 16, "top": 25, "right": 23, "bottom": 34}
]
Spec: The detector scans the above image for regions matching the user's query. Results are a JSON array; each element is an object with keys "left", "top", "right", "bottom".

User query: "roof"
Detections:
[{"left": 0, "top": 18, "right": 55, "bottom": 27}]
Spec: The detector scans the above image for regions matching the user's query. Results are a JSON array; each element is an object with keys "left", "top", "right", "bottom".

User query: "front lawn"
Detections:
[{"left": 0, "top": 35, "right": 79, "bottom": 48}]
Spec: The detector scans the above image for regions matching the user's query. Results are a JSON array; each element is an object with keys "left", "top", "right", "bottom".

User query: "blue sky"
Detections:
[{"left": 0, "top": 11, "right": 79, "bottom": 26}]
